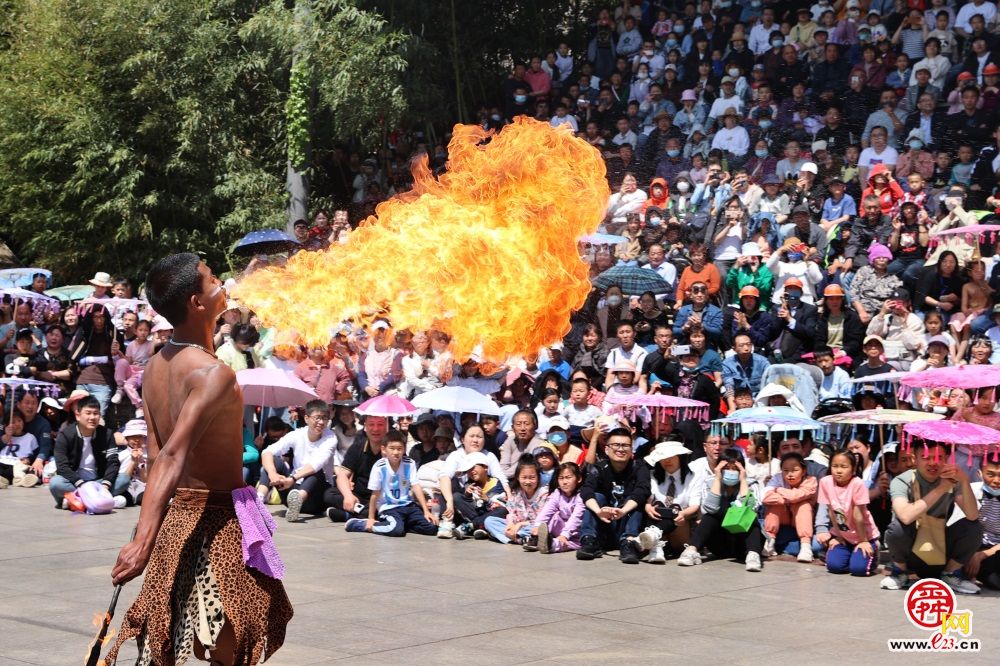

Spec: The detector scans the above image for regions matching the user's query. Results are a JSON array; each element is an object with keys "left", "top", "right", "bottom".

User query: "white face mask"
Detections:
[
  {"left": 728, "top": 68, "right": 740, "bottom": 78},
  {"left": 677, "top": 181, "right": 690, "bottom": 193},
  {"left": 637, "top": 71, "right": 648, "bottom": 79}
]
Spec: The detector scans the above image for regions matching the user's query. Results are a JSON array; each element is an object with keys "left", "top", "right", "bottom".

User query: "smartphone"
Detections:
[{"left": 353, "top": 502, "right": 365, "bottom": 514}]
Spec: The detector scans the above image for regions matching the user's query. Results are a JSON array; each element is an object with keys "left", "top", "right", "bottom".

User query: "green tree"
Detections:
[{"left": 0, "top": 0, "right": 407, "bottom": 282}]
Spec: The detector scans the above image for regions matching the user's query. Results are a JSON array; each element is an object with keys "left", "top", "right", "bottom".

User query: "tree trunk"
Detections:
[{"left": 286, "top": 0, "right": 312, "bottom": 232}]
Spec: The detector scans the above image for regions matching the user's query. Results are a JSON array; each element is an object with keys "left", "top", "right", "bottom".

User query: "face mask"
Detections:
[
  {"left": 649, "top": 216, "right": 664, "bottom": 228},
  {"left": 677, "top": 181, "right": 690, "bottom": 192},
  {"left": 755, "top": 148, "right": 769, "bottom": 158},
  {"left": 514, "top": 94, "right": 527, "bottom": 103},
  {"left": 787, "top": 252, "right": 803, "bottom": 263},
  {"left": 681, "top": 365, "right": 698, "bottom": 374},
  {"left": 666, "top": 39, "right": 679, "bottom": 49},
  {"left": 607, "top": 295, "right": 623, "bottom": 307},
  {"left": 759, "top": 120, "right": 772, "bottom": 130},
  {"left": 983, "top": 484, "right": 1000, "bottom": 497},
  {"left": 722, "top": 470, "right": 740, "bottom": 486},
  {"left": 674, "top": 24, "right": 685, "bottom": 34},
  {"left": 644, "top": 49, "right": 654, "bottom": 56},
  {"left": 667, "top": 149, "right": 681, "bottom": 157},
  {"left": 637, "top": 71, "right": 648, "bottom": 79},
  {"left": 548, "top": 432, "right": 568, "bottom": 445},
  {"left": 909, "top": 140, "right": 923, "bottom": 150},
  {"left": 771, "top": 38, "right": 784, "bottom": 48},
  {"left": 785, "top": 291, "right": 802, "bottom": 304}
]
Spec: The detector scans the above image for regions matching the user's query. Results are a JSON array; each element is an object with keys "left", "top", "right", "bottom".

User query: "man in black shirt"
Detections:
[
  {"left": 325, "top": 415, "right": 388, "bottom": 522},
  {"left": 578, "top": 428, "right": 650, "bottom": 563}
]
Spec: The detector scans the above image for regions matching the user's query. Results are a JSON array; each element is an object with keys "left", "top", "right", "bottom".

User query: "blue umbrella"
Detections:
[
  {"left": 714, "top": 406, "right": 824, "bottom": 459},
  {"left": 0, "top": 268, "right": 50, "bottom": 289},
  {"left": 232, "top": 229, "right": 301, "bottom": 257},
  {"left": 592, "top": 265, "right": 672, "bottom": 295},
  {"left": 580, "top": 233, "right": 626, "bottom": 245}
]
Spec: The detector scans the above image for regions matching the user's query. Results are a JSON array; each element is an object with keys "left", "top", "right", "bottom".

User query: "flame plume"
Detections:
[{"left": 235, "top": 117, "right": 609, "bottom": 360}]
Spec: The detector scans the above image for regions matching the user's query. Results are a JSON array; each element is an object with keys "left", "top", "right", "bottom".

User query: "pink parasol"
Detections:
[
  {"left": 355, "top": 393, "right": 417, "bottom": 417},
  {"left": 928, "top": 223, "right": 1000, "bottom": 247},
  {"left": 902, "top": 420, "right": 1000, "bottom": 465},
  {"left": 603, "top": 392, "right": 710, "bottom": 423},
  {"left": 236, "top": 368, "right": 318, "bottom": 408},
  {"left": 818, "top": 409, "right": 944, "bottom": 426},
  {"left": 900, "top": 365, "right": 1000, "bottom": 390}
]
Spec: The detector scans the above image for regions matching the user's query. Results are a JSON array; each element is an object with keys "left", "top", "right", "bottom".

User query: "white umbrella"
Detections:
[{"left": 411, "top": 386, "right": 501, "bottom": 415}]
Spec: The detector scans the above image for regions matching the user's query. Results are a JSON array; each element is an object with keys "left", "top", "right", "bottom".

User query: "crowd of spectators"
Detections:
[{"left": 7, "top": 0, "right": 1000, "bottom": 600}]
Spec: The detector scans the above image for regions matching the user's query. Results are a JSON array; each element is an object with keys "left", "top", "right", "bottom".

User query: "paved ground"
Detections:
[{"left": 1, "top": 488, "right": 997, "bottom": 666}]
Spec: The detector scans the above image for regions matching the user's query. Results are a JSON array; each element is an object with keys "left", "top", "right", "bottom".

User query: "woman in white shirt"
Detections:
[
  {"left": 710, "top": 109, "right": 750, "bottom": 163},
  {"left": 712, "top": 195, "right": 749, "bottom": 294},
  {"left": 605, "top": 173, "right": 648, "bottom": 233},
  {"left": 639, "top": 441, "right": 699, "bottom": 560}
]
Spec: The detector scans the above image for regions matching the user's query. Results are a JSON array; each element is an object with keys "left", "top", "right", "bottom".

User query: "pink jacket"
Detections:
[{"left": 533, "top": 490, "right": 585, "bottom": 540}]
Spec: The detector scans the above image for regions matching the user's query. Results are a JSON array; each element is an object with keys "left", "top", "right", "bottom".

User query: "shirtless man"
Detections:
[{"left": 105, "top": 254, "right": 292, "bottom": 665}]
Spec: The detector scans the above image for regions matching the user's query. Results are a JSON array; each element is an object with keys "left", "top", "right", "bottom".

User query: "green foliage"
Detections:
[{"left": 0, "top": 0, "right": 409, "bottom": 282}]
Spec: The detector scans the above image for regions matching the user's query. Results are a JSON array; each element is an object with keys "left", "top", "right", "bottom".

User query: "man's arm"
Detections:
[
  {"left": 111, "top": 363, "right": 235, "bottom": 585},
  {"left": 53, "top": 428, "right": 79, "bottom": 486}
]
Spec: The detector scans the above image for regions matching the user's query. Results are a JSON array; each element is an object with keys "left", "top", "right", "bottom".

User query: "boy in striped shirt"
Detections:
[{"left": 345, "top": 430, "right": 438, "bottom": 537}]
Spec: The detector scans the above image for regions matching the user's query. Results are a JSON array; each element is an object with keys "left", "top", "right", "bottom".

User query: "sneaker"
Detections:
[
  {"left": 17, "top": 474, "right": 39, "bottom": 488},
  {"left": 522, "top": 535, "right": 539, "bottom": 552},
  {"left": 677, "top": 546, "right": 702, "bottom": 567},
  {"left": 58, "top": 498, "right": 68, "bottom": 509},
  {"left": 284, "top": 489, "right": 303, "bottom": 523},
  {"left": 745, "top": 551, "right": 763, "bottom": 572},
  {"left": 880, "top": 567, "right": 912, "bottom": 591},
  {"left": 0, "top": 476, "right": 8, "bottom": 489},
  {"left": 638, "top": 525, "right": 663, "bottom": 553},
  {"left": 454, "top": 522, "right": 473, "bottom": 540},
  {"left": 113, "top": 495, "right": 127, "bottom": 509},
  {"left": 943, "top": 570, "right": 981, "bottom": 595},
  {"left": 537, "top": 523, "right": 551, "bottom": 554},
  {"left": 797, "top": 543, "right": 814, "bottom": 563},
  {"left": 345, "top": 518, "right": 369, "bottom": 533},
  {"left": 326, "top": 506, "right": 347, "bottom": 522},
  {"left": 473, "top": 528, "right": 489, "bottom": 540},
  {"left": 436, "top": 519, "right": 454, "bottom": 539},
  {"left": 110, "top": 389, "right": 123, "bottom": 405},
  {"left": 576, "top": 534, "right": 602, "bottom": 560},
  {"left": 647, "top": 541, "right": 666, "bottom": 564},
  {"left": 619, "top": 538, "right": 641, "bottom": 564}
]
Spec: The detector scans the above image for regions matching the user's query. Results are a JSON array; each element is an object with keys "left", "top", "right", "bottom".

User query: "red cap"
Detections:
[
  {"left": 823, "top": 284, "right": 845, "bottom": 297},
  {"left": 784, "top": 277, "right": 804, "bottom": 289},
  {"left": 739, "top": 285, "right": 760, "bottom": 298},
  {"left": 985, "top": 63, "right": 1000, "bottom": 76},
  {"left": 957, "top": 71, "right": 975, "bottom": 81}
]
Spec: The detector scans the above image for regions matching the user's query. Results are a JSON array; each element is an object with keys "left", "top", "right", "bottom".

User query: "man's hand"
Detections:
[
  {"left": 274, "top": 476, "right": 295, "bottom": 491},
  {"left": 219, "top": 323, "right": 232, "bottom": 337},
  {"left": 645, "top": 503, "right": 661, "bottom": 520},
  {"left": 425, "top": 511, "right": 439, "bottom": 526},
  {"left": 30, "top": 458, "right": 45, "bottom": 476},
  {"left": 598, "top": 506, "right": 615, "bottom": 523},
  {"left": 111, "top": 540, "right": 153, "bottom": 585},
  {"left": 778, "top": 303, "right": 791, "bottom": 321},
  {"left": 735, "top": 312, "right": 749, "bottom": 329},
  {"left": 965, "top": 550, "right": 987, "bottom": 578},
  {"left": 342, "top": 493, "right": 359, "bottom": 512}
]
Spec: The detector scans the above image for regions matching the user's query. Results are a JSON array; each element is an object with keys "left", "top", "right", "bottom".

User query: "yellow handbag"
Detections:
[{"left": 910, "top": 478, "right": 948, "bottom": 567}]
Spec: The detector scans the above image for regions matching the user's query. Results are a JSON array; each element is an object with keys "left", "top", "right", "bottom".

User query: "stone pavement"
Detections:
[{"left": 1, "top": 487, "right": 997, "bottom": 665}]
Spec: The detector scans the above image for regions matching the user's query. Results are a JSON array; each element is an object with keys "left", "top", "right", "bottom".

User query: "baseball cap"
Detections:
[
  {"left": 810, "top": 141, "right": 828, "bottom": 153},
  {"left": 890, "top": 287, "right": 910, "bottom": 302},
  {"left": 799, "top": 161, "right": 818, "bottom": 175},
  {"left": 863, "top": 335, "right": 885, "bottom": 347},
  {"left": 546, "top": 415, "right": 570, "bottom": 431},
  {"left": 721, "top": 76, "right": 737, "bottom": 85},
  {"left": 986, "top": 64, "right": 1000, "bottom": 76},
  {"left": 823, "top": 284, "right": 845, "bottom": 297},
  {"left": 457, "top": 451, "right": 490, "bottom": 473},
  {"left": 784, "top": 277, "right": 804, "bottom": 290},
  {"left": 15, "top": 327, "right": 33, "bottom": 341},
  {"left": 957, "top": 71, "right": 975, "bottom": 82},
  {"left": 370, "top": 319, "right": 391, "bottom": 331},
  {"left": 739, "top": 285, "right": 760, "bottom": 299}
]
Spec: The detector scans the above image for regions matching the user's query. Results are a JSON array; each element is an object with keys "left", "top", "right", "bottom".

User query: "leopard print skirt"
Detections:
[{"left": 105, "top": 489, "right": 293, "bottom": 665}]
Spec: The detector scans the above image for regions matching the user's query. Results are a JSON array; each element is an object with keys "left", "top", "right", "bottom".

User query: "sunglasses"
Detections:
[{"left": 691, "top": 286, "right": 708, "bottom": 293}]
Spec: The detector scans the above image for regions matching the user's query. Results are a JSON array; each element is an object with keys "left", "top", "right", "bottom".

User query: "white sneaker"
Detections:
[
  {"left": 110, "top": 389, "right": 124, "bottom": 405},
  {"left": 17, "top": 474, "right": 39, "bottom": 488},
  {"left": 762, "top": 535, "right": 777, "bottom": 558},
  {"left": 677, "top": 546, "right": 702, "bottom": 566},
  {"left": 797, "top": 543, "right": 814, "bottom": 563},
  {"left": 285, "top": 489, "right": 303, "bottom": 522},
  {"left": 745, "top": 551, "right": 763, "bottom": 572},
  {"left": 436, "top": 519, "right": 454, "bottom": 539},
  {"left": 942, "top": 571, "right": 981, "bottom": 595},
  {"left": 638, "top": 525, "right": 663, "bottom": 552},
  {"left": 113, "top": 495, "right": 127, "bottom": 509},
  {"left": 647, "top": 542, "right": 666, "bottom": 564},
  {"left": 880, "top": 569, "right": 912, "bottom": 591}
]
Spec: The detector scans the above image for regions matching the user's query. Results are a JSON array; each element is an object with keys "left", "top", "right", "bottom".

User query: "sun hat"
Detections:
[
  {"left": 457, "top": 451, "right": 490, "bottom": 473},
  {"left": 644, "top": 441, "right": 693, "bottom": 466},
  {"left": 88, "top": 272, "right": 113, "bottom": 288},
  {"left": 122, "top": 419, "right": 147, "bottom": 438},
  {"left": 611, "top": 359, "right": 638, "bottom": 373}
]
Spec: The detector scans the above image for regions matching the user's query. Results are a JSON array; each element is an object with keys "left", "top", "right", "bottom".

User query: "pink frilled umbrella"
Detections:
[
  {"left": 603, "top": 393, "right": 710, "bottom": 422},
  {"left": 928, "top": 223, "right": 1000, "bottom": 248},
  {"left": 355, "top": 393, "right": 417, "bottom": 417},
  {"left": 236, "top": 368, "right": 318, "bottom": 407},
  {"left": 902, "top": 420, "right": 1000, "bottom": 466},
  {"left": 900, "top": 365, "right": 1000, "bottom": 390}
]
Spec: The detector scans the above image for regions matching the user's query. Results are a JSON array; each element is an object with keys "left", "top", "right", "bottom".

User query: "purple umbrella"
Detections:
[{"left": 236, "top": 368, "right": 318, "bottom": 408}]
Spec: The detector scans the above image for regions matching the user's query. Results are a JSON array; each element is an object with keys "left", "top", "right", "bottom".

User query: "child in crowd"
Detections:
[
  {"left": 966, "top": 457, "right": 1000, "bottom": 589},
  {"left": 816, "top": 450, "right": 879, "bottom": 576},
  {"left": 117, "top": 418, "right": 149, "bottom": 506},
  {"left": 346, "top": 430, "right": 438, "bottom": 537},
  {"left": 487, "top": 455, "right": 547, "bottom": 545},
  {"left": 111, "top": 318, "right": 154, "bottom": 407},
  {"left": 745, "top": 437, "right": 778, "bottom": 487},
  {"left": 762, "top": 452, "right": 818, "bottom": 562},
  {"left": 929, "top": 151, "right": 952, "bottom": 194},
  {"left": 529, "top": 462, "right": 585, "bottom": 554},
  {"left": 442, "top": 451, "right": 508, "bottom": 540},
  {"left": 563, "top": 378, "right": 602, "bottom": 434},
  {"left": 0, "top": 409, "right": 38, "bottom": 488},
  {"left": 4, "top": 328, "right": 34, "bottom": 378},
  {"left": 816, "top": 347, "right": 852, "bottom": 401},
  {"left": 951, "top": 260, "right": 993, "bottom": 359},
  {"left": 533, "top": 444, "right": 559, "bottom": 486},
  {"left": 949, "top": 145, "right": 975, "bottom": 186},
  {"left": 679, "top": 447, "right": 764, "bottom": 571},
  {"left": 535, "top": 388, "right": 564, "bottom": 436}
]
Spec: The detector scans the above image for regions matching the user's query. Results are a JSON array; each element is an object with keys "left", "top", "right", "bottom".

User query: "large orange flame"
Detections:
[{"left": 235, "top": 117, "right": 609, "bottom": 360}]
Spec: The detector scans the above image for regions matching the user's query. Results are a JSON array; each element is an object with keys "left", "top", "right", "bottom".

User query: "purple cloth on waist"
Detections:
[{"left": 231, "top": 486, "right": 285, "bottom": 580}]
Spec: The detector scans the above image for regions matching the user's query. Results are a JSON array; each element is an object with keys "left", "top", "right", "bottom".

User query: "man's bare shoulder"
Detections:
[{"left": 146, "top": 351, "right": 237, "bottom": 393}]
